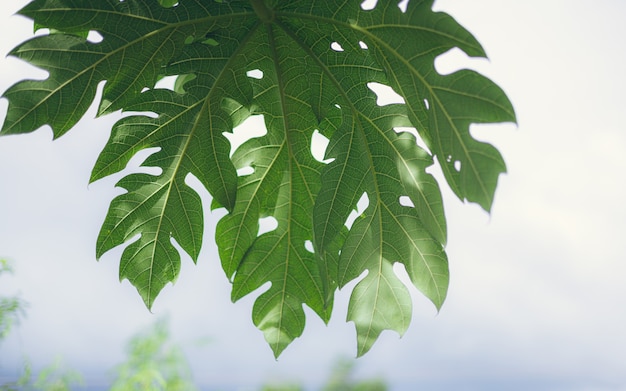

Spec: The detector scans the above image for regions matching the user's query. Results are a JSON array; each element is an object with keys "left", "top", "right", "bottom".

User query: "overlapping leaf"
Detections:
[{"left": 1, "top": 0, "right": 515, "bottom": 356}]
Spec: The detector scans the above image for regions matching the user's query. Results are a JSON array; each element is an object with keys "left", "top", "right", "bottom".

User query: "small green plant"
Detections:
[
  {"left": 1, "top": 260, "right": 83, "bottom": 391},
  {"left": 261, "top": 384, "right": 303, "bottom": 391},
  {"left": 261, "top": 358, "right": 387, "bottom": 391},
  {"left": 109, "top": 318, "right": 198, "bottom": 391},
  {"left": 0, "top": 259, "right": 26, "bottom": 340},
  {"left": 1, "top": 359, "right": 83, "bottom": 391},
  {"left": 320, "top": 358, "right": 386, "bottom": 391}
]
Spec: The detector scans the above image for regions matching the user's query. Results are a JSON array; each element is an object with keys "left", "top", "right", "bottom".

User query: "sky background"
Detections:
[{"left": 1, "top": 0, "right": 626, "bottom": 390}]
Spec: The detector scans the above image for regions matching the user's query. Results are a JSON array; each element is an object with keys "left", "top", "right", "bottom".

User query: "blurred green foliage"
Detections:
[
  {"left": 109, "top": 318, "right": 198, "bottom": 391},
  {"left": 0, "top": 359, "right": 83, "bottom": 391},
  {"left": 261, "top": 358, "right": 387, "bottom": 391},
  {"left": 1, "top": 260, "right": 81, "bottom": 391},
  {"left": 0, "top": 259, "right": 26, "bottom": 340},
  {"left": 261, "top": 385, "right": 303, "bottom": 391},
  {"left": 320, "top": 359, "right": 386, "bottom": 391},
  {"left": 30, "top": 359, "right": 83, "bottom": 391},
  {"left": 2, "top": 277, "right": 386, "bottom": 391}
]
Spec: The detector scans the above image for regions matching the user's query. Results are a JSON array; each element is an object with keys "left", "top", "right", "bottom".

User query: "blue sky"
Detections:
[{"left": 1, "top": 1, "right": 626, "bottom": 390}]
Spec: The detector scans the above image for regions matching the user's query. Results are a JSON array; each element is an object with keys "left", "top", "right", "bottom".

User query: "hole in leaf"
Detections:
[
  {"left": 169, "top": 236, "right": 192, "bottom": 264},
  {"left": 87, "top": 31, "right": 103, "bottom": 43},
  {"left": 361, "top": 0, "right": 377, "bottom": 10},
  {"left": 454, "top": 160, "right": 461, "bottom": 172},
  {"left": 399, "top": 196, "right": 415, "bottom": 208},
  {"left": 398, "top": 0, "right": 409, "bottom": 13},
  {"left": 258, "top": 216, "right": 278, "bottom": 236},
  {"left": 359, "top": 41, "right": 368, "bottom": 50},
  {"left": 311, "top": 130, "right": 333, "bottom": 164},
  {"left": 304, "top": 240, "right": 314, "bottom": 254},
  {"left": 246, "top": 69, "right": 264, "bottom": 79},
  {"left": 435, "top": 48, "right": 489, "bottom": 76},
  {"left": 425, "top": 163, "right": 438, "bottom": 177},
  {"left": 367, "top": 82, "right": 405, "bottom": 106},
  {"left": 423, "top": 99, "right": 430, "bottom": 110},
  {"left": 237, "top": 166, "right": 254, "bottom": 177},
  {"left": 392, "top": 262, "right": 413, "bottom": 287},
  {"left": 154, "top": 75, "right": 178, "bottom": 90},
  {"left": 224, "top": 114, "right": 267, "bottom": 157},
  {"left": 140, "top": 166, "right": 163, "bottom": 176},
  {"left": 330, "top": 42, "right": 344, "bottom": 52},
  {"left": 334, "top": 103, "right": 341, "bottom": 109},
  {"left": 345, "top": 192, "right": 369, "bottom": 229},
  {"left": 124, "top": 147, "right": 163, "bottom": 176},
  {"left": 184, "top": 173, "right": 210, "bottom": 201}
]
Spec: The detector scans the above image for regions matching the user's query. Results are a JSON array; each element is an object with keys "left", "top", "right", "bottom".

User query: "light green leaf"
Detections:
[
  {"left": 355, "top": 0, "right": 516, "bottom": 210},
  {"left": 218, "top": 22, "right": 331, "bottom": 357}
]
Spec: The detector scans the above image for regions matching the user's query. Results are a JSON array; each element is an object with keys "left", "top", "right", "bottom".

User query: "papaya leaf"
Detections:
[{"left": 1, "top": 0, "right": 515, "bottom": 356}]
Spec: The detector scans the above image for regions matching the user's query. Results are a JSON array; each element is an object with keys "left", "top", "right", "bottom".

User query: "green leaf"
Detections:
[
  {"left": 355, "top": 0, "right": 516, "bottom": 210},
  {"left": 217, "top": 22, "right": 332, "bottom": 357},
  {"left": 325, "top": 100, "right": 448, "bottom": 356},
  {"left": 1, "top": 0, "right": 515, "bottom": 356}
]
